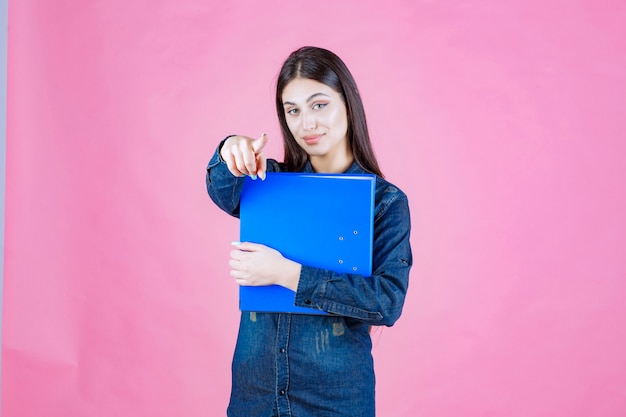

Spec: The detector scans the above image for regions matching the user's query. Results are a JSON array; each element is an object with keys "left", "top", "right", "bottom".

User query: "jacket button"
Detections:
[
  {"left": 279, "top": 390, "right": 286, "bottom": 396},
  {"left": 279, "top": 348, "right": 286, "bottom": 353}
]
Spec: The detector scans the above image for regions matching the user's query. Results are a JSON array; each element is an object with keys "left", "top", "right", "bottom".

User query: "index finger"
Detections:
[
  {"left": 232, "top": 241, "right": 263, "bottom": 252},
  {"left": 252, "top": 133, "right": 268, "bottom": 153}
]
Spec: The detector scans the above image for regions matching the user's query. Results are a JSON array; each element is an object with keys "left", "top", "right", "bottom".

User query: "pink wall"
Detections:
[{"left": 3, "top": 1, "right": 626, "bottom": 416}]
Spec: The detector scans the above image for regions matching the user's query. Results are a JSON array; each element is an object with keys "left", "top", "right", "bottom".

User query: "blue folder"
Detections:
[{"left": 239, "top": 172, "right": 376, "bottom": 314}]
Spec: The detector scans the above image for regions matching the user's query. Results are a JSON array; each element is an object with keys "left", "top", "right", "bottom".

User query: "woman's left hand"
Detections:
[{"left": 229, "top": 242, "right": 301, "bottom": 291}]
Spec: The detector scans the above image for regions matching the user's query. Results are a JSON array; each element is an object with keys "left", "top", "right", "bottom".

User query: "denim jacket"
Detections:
[{"left": 206, "top": 143, "right": 412, "bottom": 417}]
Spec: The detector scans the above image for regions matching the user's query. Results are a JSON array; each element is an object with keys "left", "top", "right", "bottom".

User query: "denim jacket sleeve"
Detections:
[{"left": 294, "top": 181, "right": 412, "bottom": 327}]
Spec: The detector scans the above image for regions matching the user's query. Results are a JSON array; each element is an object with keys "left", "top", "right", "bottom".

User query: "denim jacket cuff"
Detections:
[
  {"left": 294, "top": 265, "right": 327, "bottom": 311},
  {"left": 294, "top": 266, "right": 385, "bottom": 322},
  {"left": 207, "top": 135, "right": 236, "bottom": 171}
]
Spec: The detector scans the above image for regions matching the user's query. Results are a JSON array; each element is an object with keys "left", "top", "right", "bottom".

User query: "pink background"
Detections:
[{"left": 3, "top": 1, "right": 626, "bottom": 416}]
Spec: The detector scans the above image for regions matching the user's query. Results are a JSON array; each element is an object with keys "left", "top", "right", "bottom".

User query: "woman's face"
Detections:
[{"left": 282, "top": 78, "right": 351, "bottom": 171}]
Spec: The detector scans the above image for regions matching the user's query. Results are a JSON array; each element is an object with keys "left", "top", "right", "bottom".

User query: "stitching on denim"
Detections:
[
  {"left": 284, "top": 314, "right": 292, "bottom": 416},
  {"left": 274, "top": 314, "right": 281, "bottom": 409},
  {"left": 322, "top": 301, "right": 383, "bottom": 321},
  {"left": 374, "top": 187, "right": 403, "bottom": 222}
]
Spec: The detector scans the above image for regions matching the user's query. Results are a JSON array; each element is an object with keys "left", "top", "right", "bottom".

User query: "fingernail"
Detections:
[
  {"left": 259, "top": 172, "right": 266, "bottom": 181},
  {"left": 250, "top": 174, "right": 257, "bottom": 180},
  {"left": 231, "top": 241, "right": 241, "bottom": 246}
]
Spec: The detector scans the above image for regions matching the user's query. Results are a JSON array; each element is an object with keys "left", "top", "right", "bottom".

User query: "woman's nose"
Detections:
[{"left": 303, "top": 111, "right": 316, "bottom": 130}]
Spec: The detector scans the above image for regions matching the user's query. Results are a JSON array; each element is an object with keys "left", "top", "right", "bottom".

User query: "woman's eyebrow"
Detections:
[{"left": 283, "top": 92, "right": 331, "bottom": 106}]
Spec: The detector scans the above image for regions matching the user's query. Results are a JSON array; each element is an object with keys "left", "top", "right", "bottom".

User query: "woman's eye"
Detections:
[
  {"left": 313, "top": 103, "right": 328, "bottom": 110},
  {"left": 287, "top": 108, "right": 299, "bottom": 115}
]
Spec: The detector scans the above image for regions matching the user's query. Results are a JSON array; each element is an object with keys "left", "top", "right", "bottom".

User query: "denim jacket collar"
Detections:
[{"left": 302, "top": 160, "right": 366, "bottom": 175}]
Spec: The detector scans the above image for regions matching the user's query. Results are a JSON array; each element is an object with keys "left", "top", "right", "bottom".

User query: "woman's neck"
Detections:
[{"left": 310, "top": 150, "right": 354, "bottom": 173}]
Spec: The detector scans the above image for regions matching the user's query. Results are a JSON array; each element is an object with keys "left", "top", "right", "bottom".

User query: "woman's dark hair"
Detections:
[{"left": 275, "top": 46, "right": 384, "bottom": 178}]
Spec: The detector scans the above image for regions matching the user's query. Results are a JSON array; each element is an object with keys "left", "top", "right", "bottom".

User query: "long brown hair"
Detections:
[{"left": 275, "top": 46, "right": 384, "bottom": 178}]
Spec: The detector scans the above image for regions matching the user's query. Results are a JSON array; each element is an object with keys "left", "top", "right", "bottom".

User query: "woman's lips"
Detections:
[{"left": 303, "top": 134, "right": 322, "bottom": 145}]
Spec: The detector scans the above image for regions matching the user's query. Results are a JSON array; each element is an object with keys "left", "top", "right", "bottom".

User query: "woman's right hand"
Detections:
[{"left": 220, "top": 133, "right": 268, "bottom": 180}]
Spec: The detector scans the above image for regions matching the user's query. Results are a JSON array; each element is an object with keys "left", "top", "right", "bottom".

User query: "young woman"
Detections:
[{"left": 206, "top": 46, "right": 412, "bottom": 417}]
